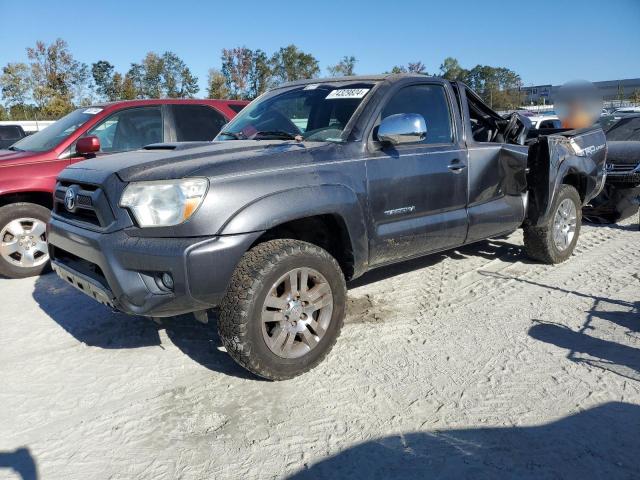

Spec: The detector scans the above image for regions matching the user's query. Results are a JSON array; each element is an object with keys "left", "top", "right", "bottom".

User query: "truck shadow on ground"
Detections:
[
  {"left": 32, "top": 273, "right": 258, "bottom": 380},
  {"left": 584, "top": 219, "right": 639, "bottom": 231},
  {"left": 0, "top": 448, "right": 38, "bottom": 480},
  {"left": 479, "top": 271, "right": 640, "bottom": 381},
  {"left": 287, "top": 402, "right": 640, "bottom": 479}
]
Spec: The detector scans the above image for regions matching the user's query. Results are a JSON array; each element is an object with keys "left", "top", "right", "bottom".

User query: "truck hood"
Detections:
[{"left": 61, "top": 140, "right": 336, "bottom": 183}]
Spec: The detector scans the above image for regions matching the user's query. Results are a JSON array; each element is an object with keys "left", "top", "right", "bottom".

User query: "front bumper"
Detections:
[
  {"left": 48, "top": 217, "right": 263, "bottom": 317},
  {"left": 605, "top": 164, "right": 640, "bottom": 185}
]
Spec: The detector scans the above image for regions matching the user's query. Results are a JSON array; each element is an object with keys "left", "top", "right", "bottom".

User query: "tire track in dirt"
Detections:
[{"left": 347, "top": 222, "right": 631, "bottom": 328}]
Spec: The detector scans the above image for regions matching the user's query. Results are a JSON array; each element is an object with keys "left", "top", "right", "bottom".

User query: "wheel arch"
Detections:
[
  {"left": 562, "top": 170, "right": 589, "bottom": 202},
  {"left": 220, "top": 185, "right": 369, "bottom": 279},
  {"left": 0, "top": 191, "right": 53, "bottom": 210}
]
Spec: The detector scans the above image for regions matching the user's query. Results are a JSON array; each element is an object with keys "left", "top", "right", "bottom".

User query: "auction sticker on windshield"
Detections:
[
  {"left": 326, "top": 88, "right": 369, "bottom": 99},
  {"left": 83, "top": 107, "right": 103, "bottom": 115}
]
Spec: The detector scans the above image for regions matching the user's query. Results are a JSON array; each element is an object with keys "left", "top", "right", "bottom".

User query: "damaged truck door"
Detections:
[{"left": 459, "top": 86, "right": 529, "bottom": 243}]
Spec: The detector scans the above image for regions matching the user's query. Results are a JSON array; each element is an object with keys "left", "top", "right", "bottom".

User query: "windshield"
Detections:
[
  {"left": 606, "top": 116, "right": 640, "bottom": 141},
  {"left": 11, "top": 108, "right": 99, "bottom": 152},
  {"left": 216, "top": 83, "right": 374, "bottom": 142}
]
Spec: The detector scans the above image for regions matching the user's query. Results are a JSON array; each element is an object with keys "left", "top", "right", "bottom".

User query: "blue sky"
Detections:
[{"left": 1, "top": 0, "right": 638, "bottom": 94}]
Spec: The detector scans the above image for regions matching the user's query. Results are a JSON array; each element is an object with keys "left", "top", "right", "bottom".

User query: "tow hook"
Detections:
[{"left": 193, "top": 310, "right": 209, "bottom": 324}]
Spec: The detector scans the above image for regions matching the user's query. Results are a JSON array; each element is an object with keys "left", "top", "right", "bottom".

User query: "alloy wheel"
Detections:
[
  {"left": 552, "top": 198, "right": 577, "bottom": 251},
  {"left": 0, "top": 218, "right": 49, "bottom": 268},
  {"left": 261, "top": 267, "right": 334, "bottom": 359}
]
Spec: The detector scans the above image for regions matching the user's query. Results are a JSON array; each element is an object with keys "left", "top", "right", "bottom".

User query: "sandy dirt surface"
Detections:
[{"left": 1, "top": 219, "right": 639, "bottom": 479}]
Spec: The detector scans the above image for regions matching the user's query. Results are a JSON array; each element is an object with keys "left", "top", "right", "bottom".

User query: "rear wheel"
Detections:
[
  {"left": 218, "top": 239, "right": 346, "bottom": 380},
  {"left": 0, "top": 203, "right": 51, "bottom": 278},
  {"left": 524, "top": 185, "right": 582, "bottom": 264}
]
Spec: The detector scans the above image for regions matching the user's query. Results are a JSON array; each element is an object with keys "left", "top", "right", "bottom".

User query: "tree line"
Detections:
[{"left": 0, "top": 38, "right": 528, "bottom": 121}]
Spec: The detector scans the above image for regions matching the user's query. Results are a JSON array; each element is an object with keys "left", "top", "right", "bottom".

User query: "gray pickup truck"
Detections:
[{"left": 48, "top": 74, "right": 607, "bottom": 379}]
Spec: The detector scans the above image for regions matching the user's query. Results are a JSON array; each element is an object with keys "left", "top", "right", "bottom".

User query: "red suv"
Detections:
[{"left": 0, "top": 98, "right": 247, "bottom": 278}]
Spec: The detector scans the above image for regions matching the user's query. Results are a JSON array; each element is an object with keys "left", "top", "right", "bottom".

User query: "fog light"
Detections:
[{"left": 161, "top": 272, "right": 174, "bottom": 290}]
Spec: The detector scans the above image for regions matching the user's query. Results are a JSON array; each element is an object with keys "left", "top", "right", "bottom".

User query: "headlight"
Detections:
[{"left": 120, "top": 178, "right": 208, "bottom": 227}]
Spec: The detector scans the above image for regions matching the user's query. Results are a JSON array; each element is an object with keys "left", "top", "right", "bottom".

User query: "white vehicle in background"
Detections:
[
  {"left": 613, "top": 107, "right": 640, "bottom": 115},
  {"left": 0, "top": 120, "right": 54, "bottom": 135},
  {"left": 529, "top": 115, "right": 562, "bottom": 129}
]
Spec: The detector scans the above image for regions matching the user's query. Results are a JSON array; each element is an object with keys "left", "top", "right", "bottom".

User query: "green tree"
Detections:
[
  {"left": 269, "top": 45, "right": 319, "bottom": 84},
  {"left": 219, "top": 47, "right": 272, "bottom": 99},
  {"left": 109, "top": 72, "right": 124, "bottom": 100},
  {"left": 328, "top": 56, "right": 357, "bottom": 77},
  {"left": 120, "top": 73, "right": 138, "bottom": 100},
  {"left": 126, "top": 63, "right": 145, "bottom": 99},
  {"left": 92, "top": 60, "right": 116, "bottom": 100},
  {"left": 631, "top": 89, "right": 640, "bottom": 106},
  {"left": 464, "top": 64, "right": 522, "bottom": 109},
  {"left": 0, "top": 62, "right": 31, "bottom": 112},
  {"left": 10, "top": 104, "right": 40, "bottom": 121},
  {"left": 206, "top": 69, "right": 230, "bottom": 99},
  {"left": 141, "top": 52, "right": 164, "bottom": 98},
  {"left": 386, "top": 61, "right": 427, "bottom": 75},
  {"left": 26, "top": 39, "right": 79, "bottom": 114},
  {"left": 247, "top": 49, "right": 271, "bottom": 98},
  {"left": 161, "top": 51, "right": 199, "bottom": 98},
  {"left": 388, "top": 65, "right": 407, "bottom": 74},
  {"left": 439, "top": 57, "right": 467, "bottom": 81},
  {"left": 221, "top": 47, "right": 253, "bottom": 99},
  {"left": 71, "top": 62, "right": 94, "bottom": 106},
  {"left": 407, "top": 61, "right": 427, "bottom": 74}
]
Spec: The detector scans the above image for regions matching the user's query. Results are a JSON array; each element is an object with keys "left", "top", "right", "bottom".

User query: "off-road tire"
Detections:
[
  {"left": 218, "top": 239, "right": 346, "bottom": 380},
  {"left": 0, "top": 202, "right": 51, "bottom": 279},
  {"left": 524, "top": 185, "right": 582, "bottom": 264}
]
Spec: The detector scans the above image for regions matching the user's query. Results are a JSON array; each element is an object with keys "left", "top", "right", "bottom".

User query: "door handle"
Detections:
[{"left": 447, "top": 159, "right": 466, "bottom": 173}]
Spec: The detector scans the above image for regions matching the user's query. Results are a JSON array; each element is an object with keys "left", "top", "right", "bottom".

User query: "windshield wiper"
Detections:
[
  {"left": 253, "top": 130, "right": 299, "bottom": 140},
  {"left": 218, "top": 131, "right": 245, "bottom": 140},
  {"left": 8, "top": 146, "right": 23, "bottom": 151}
]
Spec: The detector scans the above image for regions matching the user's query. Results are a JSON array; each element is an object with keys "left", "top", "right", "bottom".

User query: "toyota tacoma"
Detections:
[{"left": 47, "top": 74, "right": 607, "bottom": 379}]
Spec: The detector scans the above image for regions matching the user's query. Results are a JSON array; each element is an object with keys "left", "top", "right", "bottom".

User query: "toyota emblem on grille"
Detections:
[{"left": 64, "top": 188, "right": 77, "bottom": 211}]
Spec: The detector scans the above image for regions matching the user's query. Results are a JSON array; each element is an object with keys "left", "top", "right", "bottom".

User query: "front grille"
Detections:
[
  {"left": 53, "top": 182, "right": 112, "bottom": 228},
  {"left": 76, "top": 194, "right": 93, "bottom": 207}
]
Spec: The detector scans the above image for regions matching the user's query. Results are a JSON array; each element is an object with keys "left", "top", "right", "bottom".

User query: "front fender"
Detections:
[
  {"left": 0, "top": 164, "right": 60, "bottom": 198},
  {"left": 220, "top": 184, "right": 369, "bottom": 276}
]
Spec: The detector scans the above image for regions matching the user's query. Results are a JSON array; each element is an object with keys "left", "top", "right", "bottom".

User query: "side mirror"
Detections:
[
  {"left": 76, "top": 135, "right": 100, "bottom": 155},
  {"left": 377, "top": 113, "right": 427, "bottom": 145}
]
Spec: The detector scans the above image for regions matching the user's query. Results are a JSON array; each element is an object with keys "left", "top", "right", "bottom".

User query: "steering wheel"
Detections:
[{"left": 260, "top": 109, "right": 301, "bottom": 135}]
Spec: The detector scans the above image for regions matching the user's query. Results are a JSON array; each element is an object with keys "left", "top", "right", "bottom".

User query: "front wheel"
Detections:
[
  {"left": 218, "top": 239, "right": 346, "bottom": 380},
  {"left": 524, "top": 185, "right": 582, "bottom": 264},
  {"left": 0, "top": 202, "right": 51, "bottom": 278}
]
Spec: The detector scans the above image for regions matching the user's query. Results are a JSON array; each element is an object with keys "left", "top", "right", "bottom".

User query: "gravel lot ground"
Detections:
[{"left": 1, "top": 219, "right": 639, "bottom": 480}]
